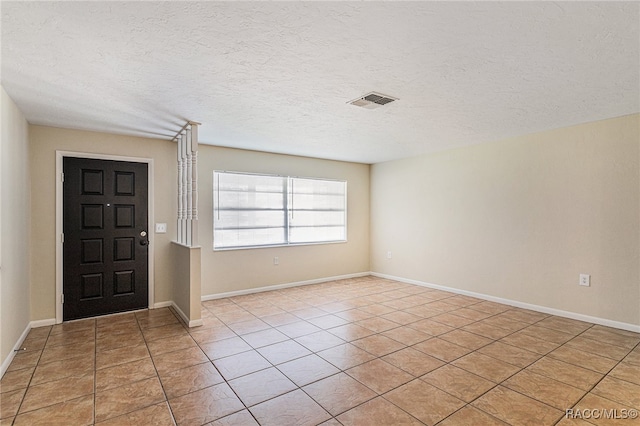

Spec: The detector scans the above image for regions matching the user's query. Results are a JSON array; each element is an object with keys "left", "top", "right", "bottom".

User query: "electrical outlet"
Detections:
[
  {"left": 386, "top": 251, "right": 392, "bottom": 259},
  {"left": 274, "top": 257, "right": 279, "bottom": 265},
  {"left": 579, "top": 274, "right": 590, "bottom": 287},
  {"left": 155, "top": 223, "right": 167, "bottom": 233}
]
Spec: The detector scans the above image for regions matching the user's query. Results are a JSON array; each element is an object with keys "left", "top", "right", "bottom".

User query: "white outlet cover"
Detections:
[{"left": 579, "top": 274, "right": 590, "bottom": 287}]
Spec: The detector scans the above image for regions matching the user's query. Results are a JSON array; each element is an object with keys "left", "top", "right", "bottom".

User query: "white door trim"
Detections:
[{"left": 55, "top": 151, "right": 155, "bottom": 324}]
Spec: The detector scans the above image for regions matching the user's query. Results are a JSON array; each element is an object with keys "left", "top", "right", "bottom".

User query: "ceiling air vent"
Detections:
[{"left": 348, "top": 92, "right": 398, "bottom": 109}]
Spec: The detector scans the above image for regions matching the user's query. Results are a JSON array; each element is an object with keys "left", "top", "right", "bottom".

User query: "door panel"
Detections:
[{"left": 63, "top": 157, "right": 148, "bottom": 321}]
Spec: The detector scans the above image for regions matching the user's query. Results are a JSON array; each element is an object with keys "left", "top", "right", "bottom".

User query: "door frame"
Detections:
[{"left": 55, "top": 151, "right": 155, "bottom": 324}]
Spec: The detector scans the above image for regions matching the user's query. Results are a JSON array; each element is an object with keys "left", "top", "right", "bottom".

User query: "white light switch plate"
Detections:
[{"left": 155, "top": 223, "right": 167, "bottom": 233}]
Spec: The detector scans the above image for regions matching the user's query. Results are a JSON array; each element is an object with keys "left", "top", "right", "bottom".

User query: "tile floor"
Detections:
[{"left": 1, "top": 276, "right": 639, "bottom": 425}]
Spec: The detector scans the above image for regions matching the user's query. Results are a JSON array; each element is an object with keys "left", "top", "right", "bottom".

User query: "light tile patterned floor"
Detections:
[{"left": 1, "top": 276, "right": 639, "bottom": 425}]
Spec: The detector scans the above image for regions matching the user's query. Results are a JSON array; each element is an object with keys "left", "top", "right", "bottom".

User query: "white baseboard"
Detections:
[
  {"left": 201, "top": 272, "right": 371, "bottom": 301},
  {"left": 30, "top": 318, "right": 56, "bottom": 328},
  {"left": 171, "top": 302, "right": 204, "bottom": 328},
  {"left": 154, "top": 300, "right": 203, "bottom": 327},
  {"left": 1, "top": 322, "right": 31, "bottom": 378},
  {"left": 372, "top": 272, "right": 640, "bottom": 333},
  {"left": 1, "top": 318, "right": 56, "bottom": 378}
]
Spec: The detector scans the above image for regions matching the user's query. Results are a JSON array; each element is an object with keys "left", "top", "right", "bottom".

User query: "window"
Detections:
[{"left": 213, "top": 171, "right": 347, "bottom": 250}]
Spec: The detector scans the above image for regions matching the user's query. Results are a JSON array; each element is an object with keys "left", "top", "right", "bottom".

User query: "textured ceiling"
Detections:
[{"left": 1, "top": 2, "right": 638, "bottom": 164}]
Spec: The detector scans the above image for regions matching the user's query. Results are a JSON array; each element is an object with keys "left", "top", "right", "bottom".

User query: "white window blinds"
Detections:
[
  {"left": 213, "top": 171, "right": 346, "bottom": 249},
  {"left": 289, "top": 177, "right": 346, "bottom": 244}
]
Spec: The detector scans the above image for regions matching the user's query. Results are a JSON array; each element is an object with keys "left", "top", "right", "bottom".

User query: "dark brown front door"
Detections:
[{"left": 63, "top": 157, "right": 149, "bottom": 321}]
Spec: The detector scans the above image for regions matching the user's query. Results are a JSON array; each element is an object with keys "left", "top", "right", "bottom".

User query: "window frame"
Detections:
[{"left": 213, "top": 170, "right": 347, "bottom": 251}]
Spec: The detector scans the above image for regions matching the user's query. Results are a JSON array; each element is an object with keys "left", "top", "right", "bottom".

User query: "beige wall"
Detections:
[
  {"left": 1, "top": 87, "right": 31, "bottom": 367},
  {"left": 170, "top": 243, "right": 201, "bottom": 324},
  {"left": 371, "top": 114, "right": 640, "bottom": 326},
  {"left": 29, "top": 126, "right": 177, "bottom": 321},
  {"left": 199, "top": 146, "right": 370, "bottom": 296},
  {"left": 28, "top": 114, "right": 636, "bottom": 329},
  {"left": 27, "top": 126, "right": 370, "bottom": 319}
]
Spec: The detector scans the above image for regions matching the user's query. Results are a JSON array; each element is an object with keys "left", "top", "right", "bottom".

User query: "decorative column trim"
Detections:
[{"left": 172, "top": 121, "right": 200, "bottom": 247}]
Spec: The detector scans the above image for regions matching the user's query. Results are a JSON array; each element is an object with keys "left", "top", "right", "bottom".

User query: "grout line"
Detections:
[
  {"left": 135, "top": 309, "right": 178, "bottom": 426},
  {"left": 556, "top": 333, "right": 640, "bottom": 425},
  {"left": 5, "top": 277, "right": 639, "bottom": 426},
  {"left": 9, "top": 326, "right": 49, "bottom": 422}
]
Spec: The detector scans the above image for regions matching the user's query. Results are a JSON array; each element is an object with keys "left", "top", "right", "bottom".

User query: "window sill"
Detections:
[{"left": 213, "top": 240, "right": 347, "bottom": 251}]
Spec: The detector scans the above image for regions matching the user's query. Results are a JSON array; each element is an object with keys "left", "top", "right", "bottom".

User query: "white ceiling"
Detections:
[{"left": 1, "top": 1, "right": 638, "bottom": 164}]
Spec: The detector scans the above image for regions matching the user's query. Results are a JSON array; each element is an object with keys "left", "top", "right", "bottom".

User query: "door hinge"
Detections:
[
  {"left": 61, "top": 172, "right": 64, "bottom": 182},
  {"left": 61, "top": 233, "right": 64, "bottom": 243},
  {"left": 61, "top": 294, "right": 64, "bottom": 304}
]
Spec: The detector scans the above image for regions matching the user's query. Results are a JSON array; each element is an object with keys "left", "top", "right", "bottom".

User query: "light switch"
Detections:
[{"left": 155, "top": 223, "right": 167, "bottom": 233}]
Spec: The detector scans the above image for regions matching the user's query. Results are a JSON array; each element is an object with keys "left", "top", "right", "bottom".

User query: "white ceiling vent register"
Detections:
[{"left": 348, "top": 92, "right": 398, "bottom": 109}]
